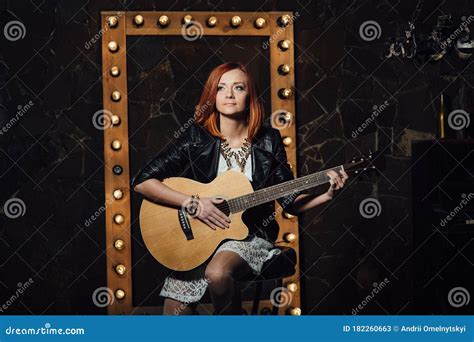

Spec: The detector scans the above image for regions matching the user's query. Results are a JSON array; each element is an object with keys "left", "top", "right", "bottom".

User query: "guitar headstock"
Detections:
[{"left": 343, "top": 150, "right": 386, "bottom": 175}]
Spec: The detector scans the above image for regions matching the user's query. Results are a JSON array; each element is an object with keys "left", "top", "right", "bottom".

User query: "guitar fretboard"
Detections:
[{"left": 227, "top": 165, "right": 344, "bottom": 212}]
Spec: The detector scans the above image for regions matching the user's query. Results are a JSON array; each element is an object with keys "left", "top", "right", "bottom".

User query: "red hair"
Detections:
[{"left": 194, "top": 62, "right": 263, "bottom": 141}]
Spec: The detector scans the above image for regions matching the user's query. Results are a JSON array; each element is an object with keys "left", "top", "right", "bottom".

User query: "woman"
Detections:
[{"left": 131, "top": 62, "right": 348, "bottom": 315}]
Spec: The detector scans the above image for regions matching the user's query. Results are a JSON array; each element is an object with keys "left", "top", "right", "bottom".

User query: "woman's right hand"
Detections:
[{"left": 194, "top": 197, "right": 231, "bottom": 230}]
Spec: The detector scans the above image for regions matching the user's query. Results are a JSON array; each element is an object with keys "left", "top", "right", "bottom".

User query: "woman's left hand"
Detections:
[{"left": 325, "top": 169, "right": 349, "bottom": 200}]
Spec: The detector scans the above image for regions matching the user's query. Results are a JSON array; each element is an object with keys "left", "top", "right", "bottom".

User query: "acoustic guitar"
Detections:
[{"left": 139, "top": 152, "right": 382, "bottom": 271}]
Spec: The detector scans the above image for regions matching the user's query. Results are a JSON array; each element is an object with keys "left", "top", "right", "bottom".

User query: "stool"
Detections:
[{"left": 239, "top": 246, "right": 297, "bottom": 315}]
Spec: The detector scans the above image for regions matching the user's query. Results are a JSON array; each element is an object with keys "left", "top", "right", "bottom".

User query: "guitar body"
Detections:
[
  {"left": 138, "top": 150, "right": 381, "bottom": 272},
  {"left": 139, "top": 170, "right": 254, "bottom": 271}
]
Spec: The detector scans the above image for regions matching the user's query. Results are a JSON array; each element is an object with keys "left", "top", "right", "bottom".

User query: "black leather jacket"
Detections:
[{"left": 130, "top": 122, "right": 300, "bottom": 242}]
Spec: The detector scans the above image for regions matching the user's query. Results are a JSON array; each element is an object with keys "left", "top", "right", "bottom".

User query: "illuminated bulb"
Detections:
[
  {"left": 158, "top": 15, "right": 170, "bottom": 27},
  {"left": 111, "top": 115, "right": 121, "bottom": 126},
  {"left": 113, "top": 189, "right": 123, "bottom": 200},
  {"left": 110, "top": 66, "right": 120, "bottom": 77},
  {"left": 288, "top": 307, "right": 301, "bottom": 315},
  {"left": 278, "top": 64, "right": 291, "bottom": 75},
  {"left": 284, "top": 233, "right": 296, "bottom": 242},
  {"left": 286, "top": 282, "right": 298, "bottom": 293},
  {"left": 278, "top": 40, "right": 291, "bottom": 51},
  {"left": 230, "top": 16, "right": 242, "bottom": 28},
  {"left": 114, "top": 239, "right": 125, "bottom": 250},
  {"left": 134, "top": 14, "right": 144, "bottom": 26},
  {"left": 182, "top": 15, "right": 193, "bottom": 25},
  {"left": 254, "top": 17, "right": 266, "bottom": 29},
  {"left": 115, "top": 264, "right": 126, "bottom": 275},
  {"left": 282, "top": 136, "right": 293, "bottom": 146},
  {"left": 278, "top": 14, "right": 292, "bottom": 27},
  {"left": 111, "top": 140, "right": 121, "bottom": 151},
  {"left": 279, "top": 88, "right": 293, "bottom": 99},
  {"left": 108, "top": 41, "right": 119, "bottom": 52},
  {"left": 106, "top": 16, "right": 118, "bottom": 28},
  {"left": 114, "top": 214, "right": 124, "bottom": 225},
  {"left": 111, "top": 91, "right": 121, "bottom": 102},
  {"left": 115, "top": 289, "right": 125, "bottom": 299},
  {"left": 207, "top": 16, "right": 218, "bottom": 27}
]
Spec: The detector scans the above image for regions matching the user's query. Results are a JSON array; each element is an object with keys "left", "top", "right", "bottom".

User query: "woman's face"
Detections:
[{"left": 215, "top": 69, "right": 249, "bottom": 118}]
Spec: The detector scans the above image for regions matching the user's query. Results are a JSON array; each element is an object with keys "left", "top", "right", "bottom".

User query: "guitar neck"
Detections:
[{"left": 228, "top": 164, "right": 345, "bottom": 213}]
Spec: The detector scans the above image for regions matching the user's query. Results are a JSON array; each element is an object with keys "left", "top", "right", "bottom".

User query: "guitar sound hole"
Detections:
[{"left": 214, "top": 199, "right": 230, "bottom": 216}]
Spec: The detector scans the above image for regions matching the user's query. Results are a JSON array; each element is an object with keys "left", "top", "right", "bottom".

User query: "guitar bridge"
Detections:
[{"left": 178, "top": 209, "right": 194, "bottom": 241}]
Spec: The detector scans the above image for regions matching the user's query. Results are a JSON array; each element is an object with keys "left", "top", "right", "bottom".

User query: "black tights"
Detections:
[{"left": 163, "top": 251, "right": 252, "bottom": 315}]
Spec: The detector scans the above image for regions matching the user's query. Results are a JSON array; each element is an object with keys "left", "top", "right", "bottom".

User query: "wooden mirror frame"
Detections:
[{"left": 100, "top": 11, "right": 300, "bottom": 315}]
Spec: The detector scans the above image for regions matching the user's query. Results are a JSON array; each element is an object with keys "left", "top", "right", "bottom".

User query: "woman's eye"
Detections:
[
  {"left": 217, "top": 86, "right": 225, "bottom": 91},
  {"left": 235, "top": 85, "right": 245, "bottom": 91}
]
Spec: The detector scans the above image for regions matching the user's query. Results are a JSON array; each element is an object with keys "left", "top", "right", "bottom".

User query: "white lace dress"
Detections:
[{"left": 159, "top": 146, "right": 282, "bottom": 304}]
